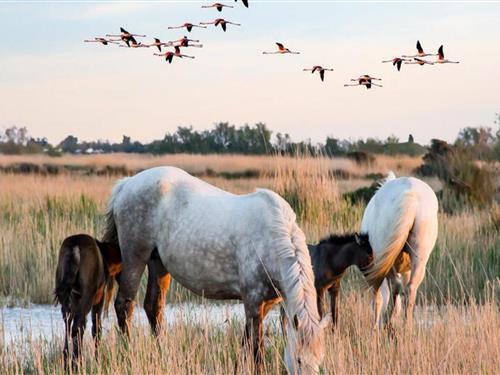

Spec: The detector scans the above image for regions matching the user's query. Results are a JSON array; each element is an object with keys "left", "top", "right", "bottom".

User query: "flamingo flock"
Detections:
[
  {"left": 383, "top": 40, "right": 461, "bottom": 71},
  {"left": 84, "top": 2, "right": 460, "bottom": 87}
]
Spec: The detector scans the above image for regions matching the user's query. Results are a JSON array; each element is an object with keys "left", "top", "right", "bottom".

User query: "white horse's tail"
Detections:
[
  {"left": 102, "top": 177, "right": 130, "bottom": 245},
  {"left": 364, "top": 190, "right": 418, "bottom": 289}
]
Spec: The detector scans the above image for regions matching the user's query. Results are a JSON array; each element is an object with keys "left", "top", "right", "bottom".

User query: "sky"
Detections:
[{"left": 1, "top": 1, "right": 499, "bottom": 146}]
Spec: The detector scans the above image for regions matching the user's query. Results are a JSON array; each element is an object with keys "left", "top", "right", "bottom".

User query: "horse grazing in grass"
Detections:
[
  {"left": 361, "top": 172, "right": 438, "bottom": 329},
  {"left": 309, "top": 233, "right": 374, "bottom": 327},
  {"left": 103, "top": 166, "right": 328, "bottom": 374},
  {"left": 54, "top": 234, "right": 121, "bottom": 367}
]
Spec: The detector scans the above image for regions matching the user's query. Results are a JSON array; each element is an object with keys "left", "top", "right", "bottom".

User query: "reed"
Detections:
[
  {"left": 0, "top": 154, "right": 498, "bottom": 374},
  {"left": 0, "top": 155, "right": 498, "bottom": 305},
  {"left": 0, "top": 295, "right": 498, "bottom": 374}
]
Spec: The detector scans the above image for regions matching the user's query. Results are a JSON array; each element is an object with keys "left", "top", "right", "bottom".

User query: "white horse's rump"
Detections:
[
  {"left": 361, "top": 173, "right": 438, "bottom": 328},
  {"left": 105, "top": 167, "right": 326, "bottom": 374}
]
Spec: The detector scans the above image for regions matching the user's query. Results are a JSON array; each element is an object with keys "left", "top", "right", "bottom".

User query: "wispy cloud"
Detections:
[{"left": 57, "top": 3, "right": 150, "bottom": 20}]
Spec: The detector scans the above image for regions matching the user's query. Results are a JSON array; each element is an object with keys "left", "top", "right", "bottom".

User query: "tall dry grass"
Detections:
[
  {"left": 0, "top": 154, "right": 498, "bottom": 374},
  {"left": 1, "top": 295, "right": 498, "bottom": 374},
  {"left": 0, "top": 156, "right": 497, "bottom": 305},
  {"left": 0, "top": 152, "right": 422, "bottom": 177}
]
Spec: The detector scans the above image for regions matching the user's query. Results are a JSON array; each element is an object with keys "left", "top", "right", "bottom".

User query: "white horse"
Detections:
[
  {"left": 361, "top": 172, "right": 438, "bottom": 329},
  {"left": 104, "top": 166, "right": 328, "bottom": 374}
]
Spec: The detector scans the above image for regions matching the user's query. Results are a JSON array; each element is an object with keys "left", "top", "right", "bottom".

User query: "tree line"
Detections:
[{"left": 1, "top": 117, "right": 500, "bottom": 160}]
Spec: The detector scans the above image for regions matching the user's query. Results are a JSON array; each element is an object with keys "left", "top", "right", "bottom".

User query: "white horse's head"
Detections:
[{"left": 284, "top": 313, "right": 330, "bottom": 374}]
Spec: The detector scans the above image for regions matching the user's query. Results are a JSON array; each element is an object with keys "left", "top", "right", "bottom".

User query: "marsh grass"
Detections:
[
  {"left": 0, "top": 155, "right": 498, "bottom": 305},
  {"left": 1, "top": 295, "right": 498, "bottom": 374},
  {"left": 0, "top": 154, "right": 498, "bottom": 373},
  {"left": 0, "top": 153, "right": 422, "bottom": 178}
]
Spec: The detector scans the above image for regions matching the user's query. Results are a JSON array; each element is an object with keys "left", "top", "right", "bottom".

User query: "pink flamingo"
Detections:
[
  {"left": 344, "top": 75, "right": 382, "bottom": 89},
  {"left": 143, "top": 38, "right": 172, "bottom": 52},
  {"left": 154, "top": 46, "right": 195, "bottom": 64},
  {"left": 202, "top": 3, "right": 234, "bottom": 12},
  {"left": 404, "top": 57, "right": 434, "bottom": 66},
  {"left": 263, "top": 42, "right": 300, "bottom": 55},
  {"left": 402, "top": 40, "right": 437, "bottom": 58},
  {"left": 168, "top": 23, "right": 207, "bottom": 33},
  {"left": 303, "top": 66, "right": 334, "bottom": 82},
  {"left": 382, "top": 57, "right": 411, "bottom": 71},
  {"left": 170, "top": 36, "right": 203, "bottom": 48},
  {"left": 199, "top": 18, "right": 241, "bottom": 32},
  {"left": 435, "top": 45, "right": 460, "bottom": 64},
  {"left": 84, "top": 37, "right": 120, "bottom": 46},
  {"left": 106, "top": 27, "right": 146, "bottom": 47}
]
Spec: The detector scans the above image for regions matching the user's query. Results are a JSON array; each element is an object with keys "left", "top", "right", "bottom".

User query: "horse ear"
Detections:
[
  {"left": 319, "top": 313, "right": 331, "bottom": 330},
  {"left": 293, "top": 314, "right": 300, "bottom": 330},
  {"left": 355, "top": 233, "right": 362, "bottom": 246}
]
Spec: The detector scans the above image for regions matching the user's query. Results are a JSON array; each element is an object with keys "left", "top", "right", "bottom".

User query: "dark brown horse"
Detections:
[
  {"left": 54, "top": 234, "right": 121, "bottom": 367},
  {"left": 309, "top": 233, "right": 373, "bottom": 327}
]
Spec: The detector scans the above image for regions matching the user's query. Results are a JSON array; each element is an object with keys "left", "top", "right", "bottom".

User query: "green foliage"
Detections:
[{"left": 418, "top": 139, "right": 497, "bottom": 211}]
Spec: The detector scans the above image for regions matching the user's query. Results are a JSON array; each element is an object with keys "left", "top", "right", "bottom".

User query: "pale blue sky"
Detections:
[{"left": 1, "top": 1, "right": 499, "bottom": 145}]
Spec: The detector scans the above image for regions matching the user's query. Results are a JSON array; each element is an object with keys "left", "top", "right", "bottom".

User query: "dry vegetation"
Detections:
[
  {"left": 1, "top": 295, "right": 498, "bottom": 375},
  {"left": 0, "top": 152, "right": 422, "bottom": 177},
  {"left": 0, "top": 153, "right": 498, "bottom": 374}
]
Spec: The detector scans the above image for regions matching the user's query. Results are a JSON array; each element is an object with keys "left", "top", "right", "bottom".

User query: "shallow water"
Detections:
[{"left": 0, "top": 303, "right": 280, "bottom": 346}]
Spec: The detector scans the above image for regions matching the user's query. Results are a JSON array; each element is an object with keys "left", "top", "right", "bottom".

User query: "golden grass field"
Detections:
[{"left": 0, "top": 153, "right": 498, "bottom": 374}]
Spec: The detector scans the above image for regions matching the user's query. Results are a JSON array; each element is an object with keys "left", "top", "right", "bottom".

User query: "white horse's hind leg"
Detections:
[
  {"left": 373, "top": 283, "right": 389, "bottom": 330},
  {"left": 392, "top": 271, "right": 410, "bottom": 321},
  {"left": 405, "top": 219, "right": 438, "bottom": 327},
  {"left": 115, "top": 243, "right": 152, "bottom": 336}
]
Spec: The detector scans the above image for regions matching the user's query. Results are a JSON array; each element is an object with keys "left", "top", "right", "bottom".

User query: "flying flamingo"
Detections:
[
  {"left": 168, "top": 23, "right": 207, "bottom": 32},
  {"left": 154, "top": 46, "right": 195, "bottom": 64},
  {"left": 154, "top": 51, "right": 177, "bottom": 64},
  {"left": 170, "top": 36, "right": 203, "bottom": 48},
  {"left": 382, "top": 57, "right": 411, "bottom": 71},
  {"left": 344, "top": 75, "right": 382, "bottom": 89},
  {"left": 202, "top": 3, "right": 234, "bottom": 11},
  {"left": 404, "top": 57, "right": 434, "bottom": 66},
  {"left": 143, "top": 38, "right": 172, "bottom": 52},
  {"left": 119, "top": 40, "right": 148, "bottom": 49},
  {"left": 402, "top": 40, "right": 437, "bottom": 58},
  {"left": 200, "top": 18, "right": 241, "bottom": 32},
  {"left": 83, "top": 37, "right": 120, "bottom": 46},
  {"left": 303, "top": 66, "right": 334, "bottom": 82},
  {"left": 263, "top": 42, "right": 300, "bottom": 55},
  {"left": 106, "top": 27, "right": 146, "bottom": 47},
  {"left": 435, "top": 45, "right": 460, "bottom": 64},
  {"left": 235, "top": 0, "right": 249, "bottom": 7}
]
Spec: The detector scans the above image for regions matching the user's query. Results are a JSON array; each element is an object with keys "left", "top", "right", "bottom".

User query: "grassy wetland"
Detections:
[{"left": 0, "top": 153, "right": 499, "bottom": 374}]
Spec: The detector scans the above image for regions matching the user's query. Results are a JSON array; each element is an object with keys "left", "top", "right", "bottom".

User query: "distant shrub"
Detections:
[
  {"left": 329, "top": 169, "right": 355, "bottom": 180},
  {"left": 220, "top": 169, "right": 261, "bottom": 180},
  {"left": 363, "top": 172, "right": 385, "bottom": 180},
  {"left": 343, "top": 184, "right": 378, "bottom": 205},
  {"left": 417, "top": 139, "right": 497, "bottom": 211},
  {"left": 346, "top": 151, "right": 375, "bottom": 166}
]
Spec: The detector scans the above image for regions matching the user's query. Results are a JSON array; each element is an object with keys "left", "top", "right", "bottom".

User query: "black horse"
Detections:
[{"left": 309, "top": 233, "right": 373, "bottom": 326}]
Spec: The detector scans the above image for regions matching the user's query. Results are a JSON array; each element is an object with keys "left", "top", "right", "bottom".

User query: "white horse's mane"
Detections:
[
  {"left": 377, "top": 170, "right": 397, "bottom": 188},
  {"left": 260, "top": 189, "right": 322, "bottom": 348}
]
